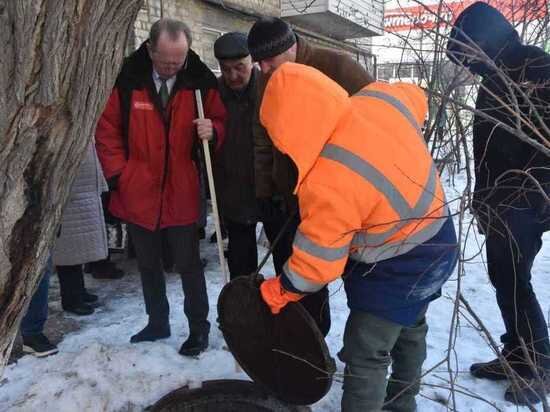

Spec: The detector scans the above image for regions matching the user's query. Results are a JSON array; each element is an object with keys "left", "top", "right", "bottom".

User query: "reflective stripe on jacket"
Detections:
[{"left": 260, "top": 63, "right": 448, "bottom": 293}]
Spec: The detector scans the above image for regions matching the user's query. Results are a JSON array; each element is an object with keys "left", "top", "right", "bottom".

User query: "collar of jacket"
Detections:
[
  {"left": 218, "top": 66, "right": 259, "bottom": 104},
  {"left": 295, "top": 35, "right": 313, "bottom": 66},
  {"left": 115, "top": 41, "right": 218, "bottom": 92}
]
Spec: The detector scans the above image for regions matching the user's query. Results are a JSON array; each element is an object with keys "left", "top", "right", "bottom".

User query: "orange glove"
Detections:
[{"left": 260, "top": 276, "right": 304, "bottom": 315}]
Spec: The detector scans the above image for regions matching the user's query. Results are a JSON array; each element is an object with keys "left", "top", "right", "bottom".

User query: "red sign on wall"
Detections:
[{"left": 384, "top": 0, "right": 547, "bottom": 32}]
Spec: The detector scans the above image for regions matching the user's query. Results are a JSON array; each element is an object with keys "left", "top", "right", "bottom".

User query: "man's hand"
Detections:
[
  {"left": 193, "top": 118, "right": 214, "bottom": 141},
  {"left": 260, "top": 276, "right": 304, "bottom": 315}
]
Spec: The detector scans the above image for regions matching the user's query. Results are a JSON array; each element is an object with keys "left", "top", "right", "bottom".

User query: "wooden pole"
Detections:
[
  {"left": 195, "top": 90, "right": 240, "bottom": 373},
  {"left": 194, "top": 90, "right": 229, "bottom": 285}
]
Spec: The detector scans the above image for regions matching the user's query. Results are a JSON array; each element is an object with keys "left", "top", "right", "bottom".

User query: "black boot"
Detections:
[
  {"left": 83, "top": 290, "right": 98, "bottom": 303},
  {"left": 179, "top": 332, "right": 208, "bottom": 356},
  {"left": 130, "top": 322, "right": 171, "bottom": 343},
  {"left": 22, "top": 333, "right": 59, "bottom": 358},
  {"left": 63, "top": 302, "right": 95, "bottom": 316},
  {"left": 470, "top": 349, "right": 533, "bottom": 381},
  {"left": 58, "top": 265, "right": 94, "bottom": 315}
]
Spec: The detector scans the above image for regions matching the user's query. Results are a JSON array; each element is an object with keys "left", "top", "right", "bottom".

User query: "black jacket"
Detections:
[
  {"left": 214, "top": 68, "right": 260, "bottom": 224},
  {"left": 447, "top": 2, "right": 550, "bottom": 223}
]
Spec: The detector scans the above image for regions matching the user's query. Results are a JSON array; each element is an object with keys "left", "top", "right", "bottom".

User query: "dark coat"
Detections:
[
  {"left": 253, "top": 36, "right": 375, "bottom": 204},
  {"left": 96, "top": 42, "right": 226, "bottom": 230},
  {"left": 215, "top": 68, "right": 260, "bottom": 224},
  {"left": 447, "top": 2, "right": 550, "bottom": 227}
]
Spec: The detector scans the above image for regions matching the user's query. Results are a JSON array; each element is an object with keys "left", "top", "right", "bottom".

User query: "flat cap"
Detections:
[{"left": 214, "top": 32, "right": 249, "bottom": 60}]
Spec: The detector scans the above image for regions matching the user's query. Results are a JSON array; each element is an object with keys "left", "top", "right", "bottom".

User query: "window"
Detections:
[
  {"left": 397, "top": 64, "right": 414, "bottom": 79},
  {"left": 377, "top": 64, "right": 395, "bottom": 80},
  {"left": 202, "top": 27, "right": 224, "bottom": 73}
]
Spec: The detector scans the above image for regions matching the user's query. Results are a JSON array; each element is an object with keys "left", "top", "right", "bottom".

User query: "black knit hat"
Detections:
[
  {"left": 248, "top": 17, "right": 296, "bottom": 61},
  {"left": 214, "top": 32, "right": 250, "bottom": 60}
]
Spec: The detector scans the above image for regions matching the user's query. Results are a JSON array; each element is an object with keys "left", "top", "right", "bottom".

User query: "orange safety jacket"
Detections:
[{"left": 260, "top": 63, "right": 448, "bottom": 293}]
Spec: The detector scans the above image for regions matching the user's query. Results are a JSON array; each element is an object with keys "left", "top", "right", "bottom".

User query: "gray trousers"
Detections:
[
  {"left": 338, "top": 309, "right": 428, "bottom": 412},
  {"left": 127, "top": 224, "right": 210, "bottom": 335}
]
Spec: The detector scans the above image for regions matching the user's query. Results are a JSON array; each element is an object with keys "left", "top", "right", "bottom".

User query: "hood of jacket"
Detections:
[
  {"left": 116, "top": 41, "right": 218, "bottom": 91},
  {"left": 260, "top": 63, "right": 350, "bottom": 192},
  {"left": 447, "top": 2, "right": 520, "bottom": 76}
]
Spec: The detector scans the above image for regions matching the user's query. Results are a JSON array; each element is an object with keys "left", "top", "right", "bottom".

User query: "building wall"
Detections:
[
  {"left": 134, "top": 0, "right": 262, "bottom": 71},
  {"left": 133, "top": 0, "right": 375, "bottom": 74}
]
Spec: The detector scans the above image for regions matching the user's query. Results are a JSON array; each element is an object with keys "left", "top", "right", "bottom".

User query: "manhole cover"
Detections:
[{"left": 217, "top": 276, "right": 335, "bottom": 405}]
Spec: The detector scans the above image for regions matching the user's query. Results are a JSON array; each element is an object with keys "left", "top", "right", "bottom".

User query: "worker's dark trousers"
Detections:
[
  {"left": 224, "top": 216, "right": 293, "bottom": 280},
  {"left": 339, "top": 308, "right": 428, "bottom": 412},
  {"left": 486, "top": 207, "right": 550, "bottom": 375},
  {"left": 127, "top": 224, "right": 210, "bottom": 336},
  {"left": 267, "top": 209, "right": 331, "bottom": 337}
]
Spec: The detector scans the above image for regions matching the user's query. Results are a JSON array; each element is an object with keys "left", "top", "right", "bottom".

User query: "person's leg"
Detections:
[
  {"left": 21, "top": 259, "right": 52, "bottom": 337},
  {"left": 384, "top": 309, "right": 429, "bottom": 412},
  {"left": 485, "top": 209, "right": 549, "bottom": 375},
  {"left": 21, "top": 258, "right": 58, "bottom": 357},
  {"left": 165, "top": 225, "right": 210, "bottom": 355},
  {"left": 339, "top": 311, "right": 403, "bottom": 412},
  {"left": 127, "top": 224, "right": 170, "bottom": 342},
  {"left": 57, "top": 264, "right": 93, "bottom": 315},
  {"left": 263, "top": 211, "right": 331, "bottom": 335},
  {"left": 225, "top": 219, "right": 258, "bottom": 280},
  {"left": 262, "top": 210, "right": 299, "bottom": 274},
  {"left": 300, "top": 286, "right": 331, "bottom": 337}
]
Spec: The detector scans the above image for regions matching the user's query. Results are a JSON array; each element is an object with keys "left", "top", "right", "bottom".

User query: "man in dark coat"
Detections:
[
  {"left": 447, "top": 2, "right": 550, "bottom": 405},
  {"left": 213, "top": 32, "right": 290, "bottom": 280},
  {"left": 96, "top": 19, "right": 226, "bottom": 356},
  {"left": 245, "top": 18, "right": 375, "bottom": 337}
]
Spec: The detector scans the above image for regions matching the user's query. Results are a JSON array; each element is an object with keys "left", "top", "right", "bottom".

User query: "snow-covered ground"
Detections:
[{"left": 1, "top": 177, "right": 549, "bottom": 411}]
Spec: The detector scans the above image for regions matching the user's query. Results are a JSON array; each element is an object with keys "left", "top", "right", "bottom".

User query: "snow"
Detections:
[{"left": 1, "top": 176, "right": 549, "bottom": 411}]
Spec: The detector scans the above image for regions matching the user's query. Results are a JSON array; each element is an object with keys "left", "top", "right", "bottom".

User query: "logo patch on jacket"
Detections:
[{"left": 133, "top": 101, "right": 154, "bottom": 111}]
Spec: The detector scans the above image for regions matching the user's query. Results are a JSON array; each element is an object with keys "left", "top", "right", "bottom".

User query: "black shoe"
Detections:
[
  {"left": 201, "top": 258, "right": 207, "bottom": 269},
  {"left": 83, "top": 291, "right": 98, "bottom": 304},
  {"left": 130, "top": 323, "right": 171, "bottom": 343},
  {"left": 471, "top": 353, "right": 532, "bottom": 381},
  {"left": 86, "top": 260, "right": 124, "bottom": 280},
  {"left": 22, "top": 334, "right": 59, "bottom": 358},
  {"left": 179, "top": 332, "right": 208, "bottom": 357},
  {"left": 504, "top": 376, "right": 550, "bottom": 405},
  {"left": 63, "top": 302, "right": 95, "bottom": 316}
]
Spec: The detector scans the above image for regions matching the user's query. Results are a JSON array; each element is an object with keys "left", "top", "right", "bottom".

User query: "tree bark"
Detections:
[{"left": 0, "top": 0, "right": 142, "bottom": 375}]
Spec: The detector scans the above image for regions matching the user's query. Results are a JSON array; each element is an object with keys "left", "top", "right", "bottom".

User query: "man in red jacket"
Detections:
[{"left": 96, "top": 19, "right": 226, "bottom": 356}]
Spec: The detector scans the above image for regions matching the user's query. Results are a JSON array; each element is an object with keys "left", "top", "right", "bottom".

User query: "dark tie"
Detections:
[{"left": 159, "top": 79, "right": 169, "bottom": 108}]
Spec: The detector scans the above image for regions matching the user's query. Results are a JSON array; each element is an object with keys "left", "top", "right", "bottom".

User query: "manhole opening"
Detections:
[{"left": 149, "top": 379, "right": 310, "bottom": 412}]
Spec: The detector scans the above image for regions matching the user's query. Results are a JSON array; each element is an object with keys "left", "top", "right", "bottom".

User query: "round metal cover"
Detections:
[
  {"left": 217, "top": 276, "right": 335, "bottom": 405},
  {"left": 149, "top": 379, "right": 310, "bottom": 411}
]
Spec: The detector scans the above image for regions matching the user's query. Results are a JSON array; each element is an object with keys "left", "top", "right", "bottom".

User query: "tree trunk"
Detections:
[{"left": 0, "top": 0, "right": 142, "bottom": 375}]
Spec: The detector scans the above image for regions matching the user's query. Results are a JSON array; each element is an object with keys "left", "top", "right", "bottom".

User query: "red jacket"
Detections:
[{"left": 96, "top": 44, "right": 226, "bottom": 230}]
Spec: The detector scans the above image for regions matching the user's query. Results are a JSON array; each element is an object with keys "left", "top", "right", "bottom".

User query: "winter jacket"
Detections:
[
  {"left": 52, "top": 144, "right": 109, "bottom": 266},
  {"left": 96, "top": 42, "right": 226, "bottom": 231},
  {"left": 447, "top": 2, "right": 550, "bottom": 227},
  {"left": 260, "top": 63, "right": 454, "bottom": 299},
  {"left": 253, "top": 35, "right": 374, "bottom": 202},
  {"left": 214, "top": 68, "right": 260, "bottom": 224}
]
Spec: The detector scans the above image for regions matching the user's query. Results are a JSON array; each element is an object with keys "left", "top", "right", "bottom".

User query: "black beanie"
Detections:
[
  {"left": 214, "top": 32, "right": 250, "bottom": 60},
  {"left": 248, "top": 17, "right": 296, "bottom": 61}
]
